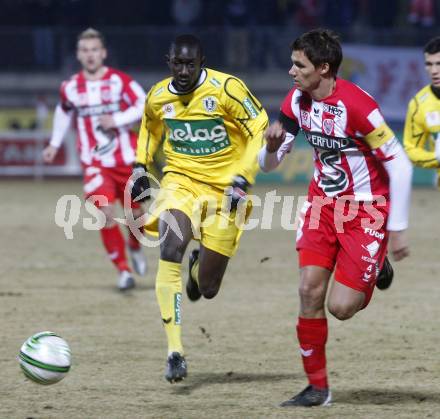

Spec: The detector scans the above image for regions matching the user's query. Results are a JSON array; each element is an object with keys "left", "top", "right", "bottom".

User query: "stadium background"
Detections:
[{"left": 1, "top": 1, "right": 440, "bottom": 418}]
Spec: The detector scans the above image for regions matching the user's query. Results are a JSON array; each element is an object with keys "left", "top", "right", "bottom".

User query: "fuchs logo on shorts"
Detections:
[
  {"left": 322, "top": 119, "right": 334, "bottom": 136},
  {"left": 165, "top": 118, "right": 230, "bottom": 155},
  {"left": 300, "top": 110, "right": 311, "bottom": 129},
  {"left": 243, "top": 97, "right": 259, "bottom": 119},
  {"left": 163, "top": 103, "right": 175, "bottom": 117},
  {"left": 202, "top": 96, "right": 217, "bottom": 113},
  {"left": 364, "top": 227, "right": 384, "bottom": 240},
  {"left": 323, "top": 103, "right": 343, "bottom": 117},
  {"left": 362, "top": 240, "right": 380, "bottom": 258}
]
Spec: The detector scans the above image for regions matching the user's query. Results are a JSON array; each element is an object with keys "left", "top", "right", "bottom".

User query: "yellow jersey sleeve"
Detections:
[
  {"left": 221, "top": 77, "right": 269, "bottom": 184},
  {"left": 136, "top": 87, "right": 164, "bottom": 167},
  {"left": 403, "top": 96, "right": 440, "bottom": 169}
]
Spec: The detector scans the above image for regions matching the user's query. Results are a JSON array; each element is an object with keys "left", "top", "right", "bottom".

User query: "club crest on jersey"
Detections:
[
  {"left": 163, "top": 103, "right": 175, "bottom": 117},
  {"left": 78, "top": 93, "right": 88, "bottom": 107},
  {"left": 202, "top": 96, "right": 217, "bottom": 113},
  {"left": 101, "top": 89, "right": 112, "bottom": 102},
  {"left": 300, "top": 110, "right": 311, "bottom": 129},
  {"left": 323, "top": 118, "right": 334, "bottom": 135}
]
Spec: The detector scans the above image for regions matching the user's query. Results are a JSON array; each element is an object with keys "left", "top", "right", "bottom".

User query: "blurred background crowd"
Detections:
[{"left": 1, "top": 0, "right": 438, "bottom": 72}]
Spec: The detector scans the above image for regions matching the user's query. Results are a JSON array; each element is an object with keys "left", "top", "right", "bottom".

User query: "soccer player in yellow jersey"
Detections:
[
  {"left": 404, "top": 37, "right": 440, "bottom": 180},
  {"left": 131, "top": 34, "right": 268, "bottom": 382}
]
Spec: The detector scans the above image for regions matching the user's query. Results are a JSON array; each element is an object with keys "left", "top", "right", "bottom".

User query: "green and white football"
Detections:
[{"left": 19, "top": 331, "right": 71, "bottom": 385}]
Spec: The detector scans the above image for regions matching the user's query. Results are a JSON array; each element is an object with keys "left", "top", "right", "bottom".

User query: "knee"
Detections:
[
  {"left": 298, "top": 281, "right": 324, "bottom": 303},
  {"left": 327, "top": 302, "right": 356, "bottom": 321},
  {"left": 199, "top": 284, "right": 219, "bottom": 299},
  {"left": 198, "top": 272, "right": 222, "bottom": 299},
  {"left": 160, "top": 244, "right": 186, "bottom": 263}
]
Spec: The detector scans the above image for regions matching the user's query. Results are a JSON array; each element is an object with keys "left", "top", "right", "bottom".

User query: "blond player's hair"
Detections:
[{"left": 77, "top": 28, "right": 106, "bottom": 47}]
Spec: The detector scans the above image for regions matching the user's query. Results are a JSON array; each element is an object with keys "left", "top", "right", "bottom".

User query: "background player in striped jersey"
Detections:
[
  {"left": 131, "top": 34, "right": 268, "bottom": 383},
  {"left": 259, "top": 29, "right": 412, "bottom": 407},
  {"left": 404, "top": 36, "right": 440, "bottom": 178},
  {"left": 43, "top": 28, "right": 147, "bottom": 291}
]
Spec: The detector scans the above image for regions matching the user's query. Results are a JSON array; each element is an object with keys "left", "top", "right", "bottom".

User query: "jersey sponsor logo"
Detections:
[
  {"left": 300, "top": 110, "right": 311, "bottom": 129},
  {"left": 362, "top": 240, "right": 380, "bottom": 258},
  {"left": 322, "top": 119, "right": 334, "bottom": 136},
  {"left": 154, "top": 86, "right": 164, "bottom": 96},
  {"left": 243, "top": 97, "right": 258, "bottom": 119},
  {"left": 202, "top": 96, "right": 217, "bottom": 112},
  {"left": 77, "top": 102, "right": 119, "bottom": 117},
  {"left": 323, "top": 103, "right": 343, "bottom": 117},
  {"left": 364, "top": 227, "right": 384, "bottom": 240},
  {"left": 163, "top": 103, "right": 175, "bottom": 118},
  {"left": 304, "top": 132, "right": 356, "bottom": 151},
  {"left": 209, "top": 77, "right": 221, "bottom": 88},
  {"left": 165, "top": 118, "right": 230, "bottom": 155},
  {"left": 313, "top": 107, "right": 320, "bottom": 116},
  {"left": 318, "top": 150, "right": 349, "bottom": 194},
  {"left": 162, "top": 317, "right": 172, "bottom": 324}
]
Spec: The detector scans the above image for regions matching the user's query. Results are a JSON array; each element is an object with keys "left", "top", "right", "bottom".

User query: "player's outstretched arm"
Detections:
[
  {"left": 42, "top": 104, "right": 73, "bottom": 164},
  {"left": 258, "top": 121, "right": 295, "bottom": 172}
]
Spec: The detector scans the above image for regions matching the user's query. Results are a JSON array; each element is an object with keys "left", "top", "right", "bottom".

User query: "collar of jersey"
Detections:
[{"left": 168, "top": 68, "right": 207, "bottom": 95}]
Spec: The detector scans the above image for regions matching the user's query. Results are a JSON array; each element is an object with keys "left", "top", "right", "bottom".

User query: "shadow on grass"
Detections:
[
  {"left": 172, "top": 371, "right": 297, "bottom": 395},
  {"left": 336, "top": 388, "right": 440, "bottom": 405}
]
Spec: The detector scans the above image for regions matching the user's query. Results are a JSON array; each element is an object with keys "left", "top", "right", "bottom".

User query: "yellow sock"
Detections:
[
  {"left": 155, "top": 259, "right": 183, "bottom": 355},
  {"left": 190, "top": 257, "right": 200, "bottom": 285}
]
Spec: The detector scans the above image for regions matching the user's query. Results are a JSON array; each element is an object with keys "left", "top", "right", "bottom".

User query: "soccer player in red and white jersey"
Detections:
[
  {"left": 43, "top": 28, "right": 147, "bottom": 291},
  {"left": 258, "top": 29, "right": 413, "bottom": 407}
]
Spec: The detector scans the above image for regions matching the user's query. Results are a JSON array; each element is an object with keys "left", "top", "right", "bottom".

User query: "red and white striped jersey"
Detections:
[
  {"left": 59, "top": 67, "right": 146, "bottom": 167},
  {"left": 281, "top": 78, "right": 395, "bottom": 201}
]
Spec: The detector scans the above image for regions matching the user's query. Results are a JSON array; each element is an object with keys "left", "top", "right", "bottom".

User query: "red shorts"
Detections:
[
  {"left": 296, "top": 197, "right": 389, "bottom": 307},
  {"left": 82, "top": 165, "right": 140, "bottom": 209}
]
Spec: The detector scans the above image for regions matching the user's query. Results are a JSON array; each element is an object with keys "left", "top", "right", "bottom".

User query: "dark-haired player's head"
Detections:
[
  {"left": 292, "top": 29, "right": 342, "bottom": 77},
  {"left": 423, "top": 37, "right": 440, "bottom": 88},
  {"left": 76, "top": 28, "right": 107, "bottom": 74},
  {"left": 289, "top": 29, "right": 342, "bottom": 92},
  {"left": 167, "top": 34, "right": 205, "bottom": 92}
]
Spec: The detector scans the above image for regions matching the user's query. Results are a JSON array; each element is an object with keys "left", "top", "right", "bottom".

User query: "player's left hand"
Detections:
[
  {"left": 98, "top": 115, "right": 117, "bottom": 130},
  {"left": 389, "top": 230, "right": 410, "bottom": 261},
  {"left": 229, "top": 175, "right": 250, "bottom": 211}
]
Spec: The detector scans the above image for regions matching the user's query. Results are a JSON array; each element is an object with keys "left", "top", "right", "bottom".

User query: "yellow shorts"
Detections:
[{"left": 145, "top": 172, "right": 250, "bottom": 257}]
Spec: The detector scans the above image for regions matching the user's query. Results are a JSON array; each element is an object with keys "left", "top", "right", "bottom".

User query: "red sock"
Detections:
[
  {"left": 296, "top": 317, "right": 328, "bottom": 389},
  {"left": 127, "top": 226, "right": 142, "bottom": 251},
  {"left": 100, "top": 225, "right": 130, "bottom": 272}
]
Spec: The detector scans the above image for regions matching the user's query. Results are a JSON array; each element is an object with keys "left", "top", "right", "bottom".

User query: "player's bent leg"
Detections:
[
  {"left": 95, "top": 201, "right": 135, "bottom": 290},
  {"left": 127, "top": 206, "right": 147, "bottom": 276},
  {"left": 298, "top": 265, "right": 332, "bottom": 318},
  {"left": 281, "top": 263, "right": 333, "bottom": 408},
  {"left": 327, "top": 280, "right": 365, "bottom": 321},
  {"left": 156, "top": 210, "right": 193, "bottom": 383},
  {"left": 197, "top": 245, "right": 229, "bottom": 299}
]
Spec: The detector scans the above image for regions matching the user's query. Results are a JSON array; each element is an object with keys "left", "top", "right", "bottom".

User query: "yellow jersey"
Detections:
[
  {"left": 403, "top": 85, "right": 440, "bottom": 171},
  {"left": 136, "top": 68, "right": 268, "bottom": 190}
]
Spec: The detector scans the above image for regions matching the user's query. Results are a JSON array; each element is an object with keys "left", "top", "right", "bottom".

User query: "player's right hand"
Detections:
[
  {"left": 131, "top": 163, "right": 151, "bottom": 202},
  {"left": 42, "top": 145, "right": 58, "bottom": 164},
  {"left": 389, "top": 230, "right": 410, "bottom": 261},
  {"left": 264, "top": 121, "right": 286, "bottom": 153}
]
